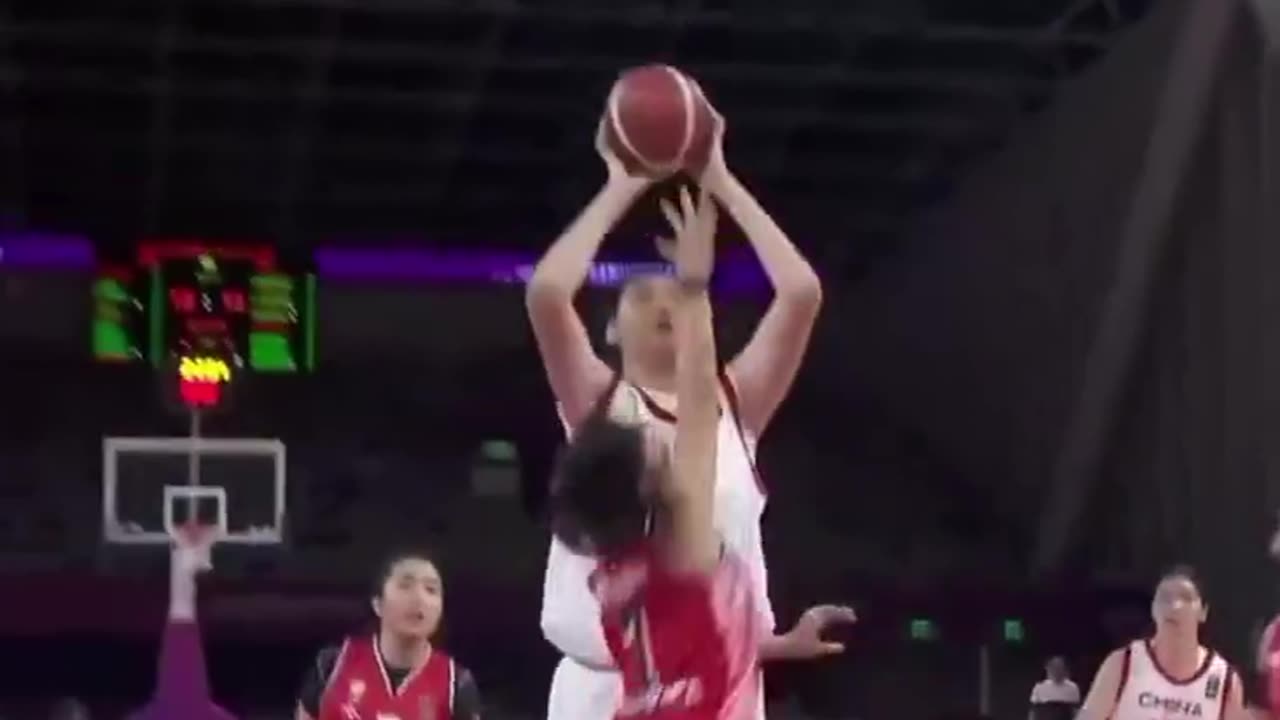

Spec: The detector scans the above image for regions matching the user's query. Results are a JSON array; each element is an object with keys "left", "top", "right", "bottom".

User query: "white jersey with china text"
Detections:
[{"left": 1111, "top": 639, "right": 1233, "bottom": 720}]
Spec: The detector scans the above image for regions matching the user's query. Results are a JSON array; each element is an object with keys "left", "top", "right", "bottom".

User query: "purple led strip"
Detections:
[
  {"left": 0, "top": 232, "right": 94, "bottom": 268},
  {"left": 313, "top": 247, "right": 768, "bottom": 295},
  {"left": 0, "top": 232, "right": 769, "bottom": 295}
]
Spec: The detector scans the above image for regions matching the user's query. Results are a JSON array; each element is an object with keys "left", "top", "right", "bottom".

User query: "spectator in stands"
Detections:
[
  {"left": 48, "top": 697, "right": 90, "bottom": 720},
  {"left": 1029, "top": 656, "right": 1080, "bottom": 720}
]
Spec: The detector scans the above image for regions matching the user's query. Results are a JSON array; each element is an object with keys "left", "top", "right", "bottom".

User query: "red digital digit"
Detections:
[
  {"left": 169, "top": 287, "right": 197, "bottom": 313},
  {"left": 222, "top": 289, "right": 247, "bottom": 313}
]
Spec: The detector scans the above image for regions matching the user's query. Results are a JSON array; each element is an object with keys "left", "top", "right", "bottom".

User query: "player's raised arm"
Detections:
[
  {"left": 526, "top": 120, "right": 654, "bottom": 428},
  {"left": 659, "top": 187, "right": 721, "bottom": 576},
  {"left": 695, "top": 93, "right": 822, "bottom": 438}
]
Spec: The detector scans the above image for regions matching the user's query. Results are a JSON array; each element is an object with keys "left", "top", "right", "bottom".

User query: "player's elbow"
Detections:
[
  {"left": 781, "top": 272, "right": 822, "bottom": 313},
  {"left": 525, "top": 273, "right": 573, "bottom": 312}
]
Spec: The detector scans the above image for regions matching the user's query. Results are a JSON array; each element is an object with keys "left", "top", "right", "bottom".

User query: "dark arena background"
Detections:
[{"left": 2, "top": 0, "right": 1280, "bottom": 717}]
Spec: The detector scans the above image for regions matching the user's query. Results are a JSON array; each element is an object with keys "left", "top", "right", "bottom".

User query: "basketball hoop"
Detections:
[{"left": 171, "top": 521, "right": 219, "bottom": 549}]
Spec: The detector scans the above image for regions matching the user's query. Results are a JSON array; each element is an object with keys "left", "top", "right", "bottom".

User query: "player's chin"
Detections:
[{"left": 396, "top": 617, "right": 438, "bottom": 638}]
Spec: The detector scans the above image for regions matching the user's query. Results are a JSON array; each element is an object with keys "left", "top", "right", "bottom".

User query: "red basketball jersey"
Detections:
[
  {"left": 1263, "top": 615, "right": 1280, "bottom": 716},
  {"left": 317, "top": 635, "right": 456, "bottom": 720},
  {"left": 593, "top": 547, "right": 761, "bottom": 720}
]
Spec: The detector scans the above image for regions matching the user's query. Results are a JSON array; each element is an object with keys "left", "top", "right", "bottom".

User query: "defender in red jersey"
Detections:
[
  {"left": 295, "top": 550, "right": 481, "bottom": 720},
  {"left": 549, "top": 187, "right": 760, "bottom": 719}
]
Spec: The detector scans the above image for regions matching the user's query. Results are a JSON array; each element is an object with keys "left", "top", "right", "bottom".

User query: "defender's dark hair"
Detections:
[
  {"left": 371, "top": 548, "right": 439, "bottom": 599},
  {"left": 548, "top": 409, "right": 650, "bottom": 556},
  {"left": 1158, "top": 563, "right": 1206, "bottom": 598}
]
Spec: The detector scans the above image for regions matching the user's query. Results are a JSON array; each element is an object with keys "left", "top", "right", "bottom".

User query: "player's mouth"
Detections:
[{"left": 655, "top": 318, "right": 673, "bottom": 333}]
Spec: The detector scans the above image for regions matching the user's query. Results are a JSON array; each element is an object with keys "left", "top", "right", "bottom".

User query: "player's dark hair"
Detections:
[
  {"left": 1158, "top": 563, "right": 1206, "bottom": 599},
  {"left": 371, "top": 547, "right": 439, "bottom": 599},
  {"left": 548, "top": 408, "right": 650, "bottom": 557}
]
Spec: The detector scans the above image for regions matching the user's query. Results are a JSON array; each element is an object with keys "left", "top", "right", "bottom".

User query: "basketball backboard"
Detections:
[{"left": 102, "top": 436, "right": 286, "bottom": 545}]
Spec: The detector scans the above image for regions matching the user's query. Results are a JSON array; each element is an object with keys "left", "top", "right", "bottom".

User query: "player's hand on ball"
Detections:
[
  {"left": 657, "top": 185, "right": 716, "bottom": 288},
  {"left": 689, "top": 79, "right": 729, "bottom": 189},
  {"left": 595, "top": 116, "right": 655, "bottom": 188},
  {"left": 780, "top": 604, "right": 858, "bottom": 659}
]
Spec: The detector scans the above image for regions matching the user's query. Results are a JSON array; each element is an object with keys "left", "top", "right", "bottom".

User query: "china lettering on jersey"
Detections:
[
  {"left": 317, "top": 635, "right": 455, "bottom": 720},
  {"left": 1111, "top": 639, "right": 1232, "bottom": 720}
]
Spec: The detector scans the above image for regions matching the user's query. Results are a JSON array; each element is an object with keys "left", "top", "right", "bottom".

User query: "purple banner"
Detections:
[
  {"left": 313, "top": 247, "right": 768, "bottom": 295},
  {"left": 0, "top": 232, "right": 93, "bottom": 269}
]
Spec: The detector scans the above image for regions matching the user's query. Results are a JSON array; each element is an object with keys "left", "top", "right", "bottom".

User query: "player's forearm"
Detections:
[
  {"left": 758, "top": 633, "right": 794, "bottom": 661},
  {"left": 704, "top": 170, "right": 821, "bottom": 303},
  {"left": 674, "top": 290, "right": 718, "bottom": 428},
  {"left": 666, "top": 288, "right": 720, "bottom": 572},
  {"left": 170, "top": 564, "right": 197, "bottom": 621},
  {"left": 527, "top": 179, "right": 645, "bottom": 301}
]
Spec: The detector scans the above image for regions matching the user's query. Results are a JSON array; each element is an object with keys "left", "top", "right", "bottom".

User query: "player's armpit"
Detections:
[
  {"left": 714, "top": 172, "right": 822, "bottom": 437},
  {"left": 1226, "top": 669, "right": 1251, "bottom": 720},
  {"left": 1076, "top": 648, "right": 1127, "bottom": 720}
]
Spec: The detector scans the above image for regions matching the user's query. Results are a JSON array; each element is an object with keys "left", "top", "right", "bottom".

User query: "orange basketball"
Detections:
[{"left": 603, "top": 65, "right": 716, "bottom": 177}]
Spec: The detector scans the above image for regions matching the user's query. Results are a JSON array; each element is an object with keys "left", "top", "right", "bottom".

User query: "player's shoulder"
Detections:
[{"left": 313, "top": 640, "right": 351, "bottom": 678}]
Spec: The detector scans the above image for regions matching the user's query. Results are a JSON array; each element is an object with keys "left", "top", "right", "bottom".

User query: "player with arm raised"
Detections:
[
  {"left": 128, "top": 524, "right": 236, "bottom": 720},
  {"left": 549, "top": 189, "right": 760, "bottom": 718},
  {"left": 530, "top": 96, "right": 853, "bottom": 720}
]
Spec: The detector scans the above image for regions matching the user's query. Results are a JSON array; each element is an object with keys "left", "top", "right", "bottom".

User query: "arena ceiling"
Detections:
[{"left": 0, "top": 0, "right": 1156, "bottom": 270}]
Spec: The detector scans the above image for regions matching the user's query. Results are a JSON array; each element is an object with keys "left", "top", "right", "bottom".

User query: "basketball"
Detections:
[{"left": 603, "top": 64, "right": 717, "bottom": 177}]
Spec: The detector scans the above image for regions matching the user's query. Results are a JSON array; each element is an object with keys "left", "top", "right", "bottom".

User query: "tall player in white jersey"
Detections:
[
  {"left": 1077, "top": 565, "right": 1247, "bottom": 720},
  {"left": 527, "top": 100, "right": 856, "bottom": 720}
]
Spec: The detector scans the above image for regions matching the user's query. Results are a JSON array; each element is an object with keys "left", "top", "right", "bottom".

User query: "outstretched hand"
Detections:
[
  {"left": 595, "top": 115, "right": 655, "bottom": 190},
  {"left": 656, "top": 185, "right": 717, "bottom": 287},
  {"left": 774, "top": 604, "right": 858, "bottom": 659},
  {"left": 171, "top": 529, "right": 215, "bottom": 576}
]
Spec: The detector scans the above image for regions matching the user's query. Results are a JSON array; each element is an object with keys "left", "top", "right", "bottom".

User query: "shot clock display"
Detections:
[{"left": 92, "top": 241, "right": 316, "bottom": 373}]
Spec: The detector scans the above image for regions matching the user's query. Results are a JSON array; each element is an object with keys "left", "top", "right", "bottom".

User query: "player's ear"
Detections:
[
  {"left": 371, "top": 594, "right": 384, "bottom": 619},
  {"left": 605, "top": 318, "right": 620, "bottom": 346},
  {"left": 1199, "top": 602, "right": 1210, "bottom": 624}
]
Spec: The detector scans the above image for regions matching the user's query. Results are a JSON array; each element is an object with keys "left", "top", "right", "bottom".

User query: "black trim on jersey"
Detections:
[
  {"left": 1143, "top": 639, "right": 1218, "bottom": 686},
  {"left": 1112, "top": 644, "right": 1132, "bottom": 715},
  {"left": 1220, "top": 669, "right": 1235, "bottom": 720},
  {"left": 296, "top": 642, "right": 482, "bottom": 719},
  {"left": 716, "top": 369, "right": 767, "bottom": 496}
]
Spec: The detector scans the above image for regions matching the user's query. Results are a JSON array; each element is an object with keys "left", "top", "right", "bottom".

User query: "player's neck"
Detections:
[
  {"left": 378, "top": 629, "right": 431, "bottom": 670},
  {"left": 1151, "top": 633, "right": 1202, "bottom": 676},
  {"left": 622, "top": 357, "right": 675, "bottom": 395}
]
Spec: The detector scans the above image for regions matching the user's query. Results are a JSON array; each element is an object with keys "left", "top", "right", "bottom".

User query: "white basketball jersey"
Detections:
[
  {"left": 1111, "top": 640, "right": 1232, "bottom": 720},
  {"left": 539, "top": 373, "right": 774, "bottom": 666}
]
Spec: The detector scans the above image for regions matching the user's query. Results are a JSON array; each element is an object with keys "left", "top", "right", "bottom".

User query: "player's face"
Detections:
[
  {"left": 374, "top": 558, "right": 443, "bottom": 640},
  {"left": 615, "top": 276, "right": 678, "bottom": 362},
  {"left": 1151, "top": 575, "right": 1206, "bottom": 632},
  {"left": 1046, "top": 657, "right": 1067, "bottom": 681}
]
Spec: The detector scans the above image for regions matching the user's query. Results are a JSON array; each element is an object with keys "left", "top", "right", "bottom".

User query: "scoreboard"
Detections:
[{"left": 93, "top": 241, "right": 316, "bottom": 373}]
